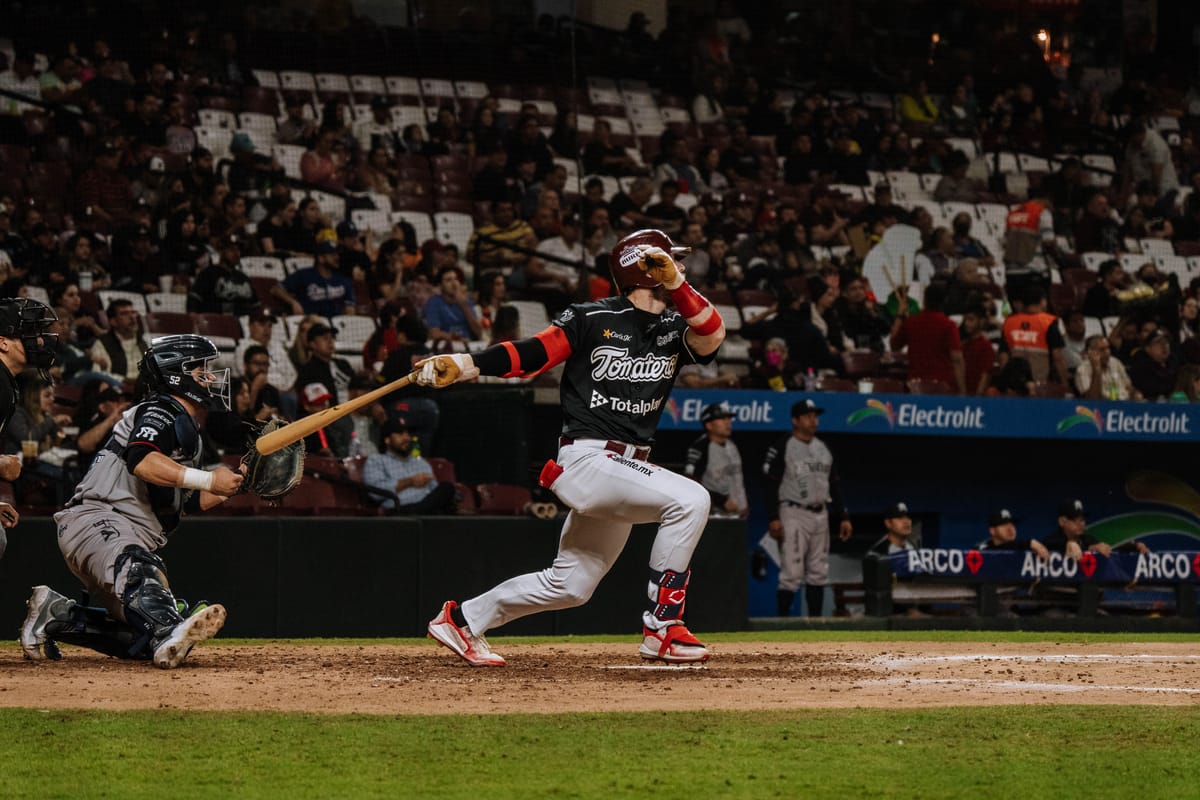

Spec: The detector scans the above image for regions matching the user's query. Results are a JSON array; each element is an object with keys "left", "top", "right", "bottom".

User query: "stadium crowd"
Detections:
[{"left": 0, "top": 2, "right": 1198, "bottom": 510}]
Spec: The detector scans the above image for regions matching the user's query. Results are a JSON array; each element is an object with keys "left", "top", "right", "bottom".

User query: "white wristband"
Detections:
[{"left": 181, "top": 467, "right": 214, "bottom": 492}]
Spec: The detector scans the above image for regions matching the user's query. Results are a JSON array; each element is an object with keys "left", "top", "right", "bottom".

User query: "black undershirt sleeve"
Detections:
[{"left": 472, "top": 337, "right": 551, "bottom": 377}]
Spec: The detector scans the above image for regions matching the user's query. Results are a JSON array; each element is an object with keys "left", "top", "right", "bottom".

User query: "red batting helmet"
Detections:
[{"left": 609, "top": 229, "right": 692, "bottom": 292}]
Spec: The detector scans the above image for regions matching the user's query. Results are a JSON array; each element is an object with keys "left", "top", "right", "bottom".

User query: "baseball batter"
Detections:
[
  {"left": 0, "top": 297, "right": 59, "bottom": 556},
  {"left": 423, "top": 228, "right": 726, "bottom": 665},
  {"left": 762, "top": 399, "right": 852, "bottom": 617},
  {"left": 20, "top": 334, "right": 244, "bottom": 668}
]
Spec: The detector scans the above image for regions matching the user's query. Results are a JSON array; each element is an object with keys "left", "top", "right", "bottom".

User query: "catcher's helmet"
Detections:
[
  {"left": 0, "top": 297, "right": 58, "bottom": 369},
  {"left": 139, "top": 334, "right": 230, "bottom": 411},
  {"left": 609, "top": 229, "right": 691, "bottom": 292}
]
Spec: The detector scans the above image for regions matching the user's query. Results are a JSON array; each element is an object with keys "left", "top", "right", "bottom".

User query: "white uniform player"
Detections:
[
  {"left": 762, "top": 399, "right": 852, "bottom": 617},
  {"left": 422, "top": 229, "right": 726, "bottom": 665},
  {"left": 19, "top": 335, "right": 245, "bottom": 668}
]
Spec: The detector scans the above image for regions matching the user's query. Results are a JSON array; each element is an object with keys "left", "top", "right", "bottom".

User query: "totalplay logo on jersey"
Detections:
[
  {"left": 589, "top": 390, "right": 662, "bottom": 415},
  {"left": 589, "top": 346, "right": 678, "bottom": 382}
]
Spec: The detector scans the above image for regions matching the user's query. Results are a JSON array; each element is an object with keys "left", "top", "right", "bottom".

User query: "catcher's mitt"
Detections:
[{"left": 240, "top": 419, "right": 304, "bottom": 503}]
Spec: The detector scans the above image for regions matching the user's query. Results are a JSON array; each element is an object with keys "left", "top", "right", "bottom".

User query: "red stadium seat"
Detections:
[
  {"left": 453, "top": 482, "right": 478, "bottom": 514},
  {"left": 426, "top": 457, "right": 457, "bottom": 484},
  {"left": 144, "top": 312, "right": 196, "bottom": 336},
  {"left": 842, "top": 350, "right": 882, "bottom": 379}
]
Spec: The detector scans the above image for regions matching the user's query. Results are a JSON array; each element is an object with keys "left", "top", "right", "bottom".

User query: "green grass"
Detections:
[{"left": 0, "top": 707, "right": 1195, "bottom": 799}]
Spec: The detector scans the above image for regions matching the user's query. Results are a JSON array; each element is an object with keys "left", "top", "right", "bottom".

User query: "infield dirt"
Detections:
[{"left": 3, "top": 641, "right": 1198, "bottom": 714}]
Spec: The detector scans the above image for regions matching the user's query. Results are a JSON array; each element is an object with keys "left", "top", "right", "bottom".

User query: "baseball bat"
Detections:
[{"left": 254, "top": 369, "right": 419, "bottom": 455}]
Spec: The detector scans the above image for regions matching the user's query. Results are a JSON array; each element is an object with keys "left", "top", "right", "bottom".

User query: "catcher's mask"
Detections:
[
  {"left": 139, "top": 334, "right": 230, "bottom": 411},
  {"left": 0, "top": 297, "right": 58, "bottom": 371},
  {"left": 609, "top": 229, "right": 691, "bottom": 294}
]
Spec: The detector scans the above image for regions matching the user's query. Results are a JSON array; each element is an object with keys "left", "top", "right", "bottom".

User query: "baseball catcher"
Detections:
[
  {"left": 20, "top": 334, "right": 244, "bottom": 668},
  {"left": 240, "top": 418, "right": 305, "bottom": 504}
]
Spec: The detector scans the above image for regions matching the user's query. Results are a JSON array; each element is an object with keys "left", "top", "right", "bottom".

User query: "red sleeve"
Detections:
[{"left": 947, "top": 317, "right": 962, "bottom": 351}]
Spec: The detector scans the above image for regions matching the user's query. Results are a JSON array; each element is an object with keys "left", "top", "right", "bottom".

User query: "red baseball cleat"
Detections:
[
  {"left": 427, "top": 600, "right": 506, "bottom": 667},
  {"left": 639, "top": 623, "right": 710, "bottom": 663}
]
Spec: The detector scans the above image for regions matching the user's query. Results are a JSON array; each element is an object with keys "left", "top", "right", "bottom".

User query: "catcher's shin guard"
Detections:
[
  {"left": 647, "top": 568, "right": 691, "bottom": 622},
  {"left": 116, "top": 546, "right": 186, "bottom": 658},
  {"left": 46, "top": 602, "right": 146, "bottom": 660}
]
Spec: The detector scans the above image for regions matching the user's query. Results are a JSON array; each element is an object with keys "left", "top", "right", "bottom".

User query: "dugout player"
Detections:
[
  {"left": 683, "top": 401, "right": 747, "bottom": 517},
  {"left": 20, "top": 334, "right": 245, "bottom": 668},
  {"left": 420, "top": 228, "right": 726, "bottom": 665},
  {"left": 762, "top": 399, "right": 853, "bottom": 618},
  {"left": 0, "top": 297, "right": 59, "bottom": 556}
]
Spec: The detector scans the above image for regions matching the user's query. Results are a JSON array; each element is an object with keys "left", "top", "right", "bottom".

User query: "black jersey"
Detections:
[{"left": 554, "top": 296, "right": 713, "bottom": 445}]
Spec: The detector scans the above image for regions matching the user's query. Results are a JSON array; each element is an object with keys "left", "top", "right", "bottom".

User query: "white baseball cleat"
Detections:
[
  {"left": 639, "top": 623, "right": 711, "bottom": 663},
  {"left": 20, "top": 585, "right": 67, "bottom": 661},
  {"left": 153, "top": 603, "right": 226, "bottom": 669},
  {"left": 427, "top": 600, "right": 506, "bottom": 666}
]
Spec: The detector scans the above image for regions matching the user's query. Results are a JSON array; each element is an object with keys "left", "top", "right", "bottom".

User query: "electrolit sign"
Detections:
[
  {"left": 670, "top": 396, "right": 777, "bottom": 428},
  {"left": 849, "top": 400, "right": 985, "bottom": 433}
]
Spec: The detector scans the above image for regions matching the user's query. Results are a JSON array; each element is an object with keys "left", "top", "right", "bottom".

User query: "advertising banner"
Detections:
[
  {"left": 659, "top": 390, "right": 1198, "bottom": 442},
  {"left": 886, "top": 548, "right": 1200, "bottom": 584}
]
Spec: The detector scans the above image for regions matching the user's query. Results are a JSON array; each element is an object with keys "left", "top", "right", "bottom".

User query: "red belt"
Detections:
[{"left": 559, "top": 436, "right": 650, "bottom": 462}]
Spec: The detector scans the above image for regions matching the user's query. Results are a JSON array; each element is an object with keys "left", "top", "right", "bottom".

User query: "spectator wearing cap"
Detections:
[
  {"left": 354, "top": 96, "right": 399, "bottom": 156},
  {"left": 720, "top": 192, "right": 756, "bottom": 244},
  {"left": 1044, "top": 499, "right": 1148, "bottom": 560},
  {"left": 1129, "top": 329, "right": 1179, "bottom": 401},
  {"left": 978, "top": 509, "right": 1050, "bottom": 560},
  {"left": 296, "top": 322, "right": 354, "bottom": 406},
  {"left": 235, "top": 306, "right": 298, "bottom": 393},
  {"left": 188, "top": 234, "right": 258, "bottom": 315},
  {"left": 298, "top": 381, "right": 353, "bottom": 458},
  {"left": 273, "top": 230, "right": 356, "bottom": 318},
  {"left": 72, "top": 380, "right": 130, "bottom": 473},
  {"left": 335, "top": 221, "right": 372, "bottom": 280},
  {"left": 362, "top": 417, "right": 455, "bottom": 513},
  {"left": 869, "top": 503, "right": 916, "bottom": 555},
  {"left": 76, "top": 141, "right": 133, "bottom": 233},
  {"left": 278, "top": 96, "right": 319, "bottom": 146},
  {"left": 422, "top": 266, "right": 482, "bottom": 344},
  {"left": 684, "top": 402, "right": 748, "bottom": 517},
  {"left": 762, "top": 399, "right": 853, "bottom": 617},
  {"left": 182, "top": 147, "right": 218, "bottom": 206}
]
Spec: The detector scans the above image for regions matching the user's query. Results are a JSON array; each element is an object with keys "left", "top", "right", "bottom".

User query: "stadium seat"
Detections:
[
  {"left": 192, "top": 313, "right": 243, "bottom": 349},
  {"left": 145, "top": 292, "right": 188, "bottom": 313},
  {"left": 331, "top": 314, "right": 377, "bottom": 353},
  {"left": 453, "top": 482, "right": 478, "bottom": 514},
  {"left": 240, "top": 256, "right": 287, "bottom": 281},
  {"left": 815, "top": 377, "right": 858, "bottom": 393},
  {"left": 144, "top": 311, "right": 196, "bottom": 336},
  {"left": 392, "top": 211, "right": 434, "bottom": 244},
  {"left": 426, "top": 457, "right": 457, "bottom": 484},
  {"left": 867, "top": 377, "right": 907, "bottom": 394},
  {"left": 475, "top": 483, "right": 532, "bottom": 516}
]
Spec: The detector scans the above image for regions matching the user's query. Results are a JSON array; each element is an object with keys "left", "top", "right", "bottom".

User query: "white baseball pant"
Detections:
[
  {"left": 777, "top": 504, "right": 829, "bottom": 592},
  {"left": 461, "top": 439, "right": 712, "bottom": 635}
]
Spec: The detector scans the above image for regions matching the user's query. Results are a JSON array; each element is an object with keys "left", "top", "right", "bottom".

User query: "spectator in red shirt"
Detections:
[
  {"left": 961, "top": 304, "right": 996, "bottom": 395},
  {"left": 889, "top": 283, "right": 966, "bottom": 393}
]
